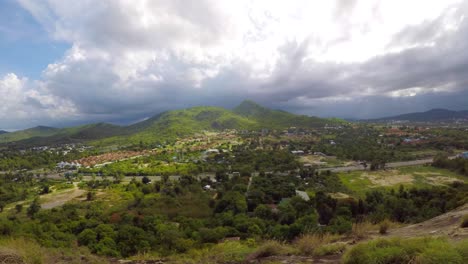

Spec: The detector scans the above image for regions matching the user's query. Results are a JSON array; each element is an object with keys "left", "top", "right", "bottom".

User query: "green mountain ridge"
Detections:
[
  {"left": 1, "top": 101, "right": 344, "bottom": 147},
  {"left": 370, "top": 108, "right": 468, "bottom": 122},
  {"left": 0, "top": 126, "right": 60, "bottom": 143}
]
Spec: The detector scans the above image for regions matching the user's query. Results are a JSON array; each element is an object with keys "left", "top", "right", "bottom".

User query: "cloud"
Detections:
[
  {"left": 2, "top": 0, "right": 467, "bottom": 129},
  {"left": 0, "top": 73, "right": 77, "bottom": 129}
]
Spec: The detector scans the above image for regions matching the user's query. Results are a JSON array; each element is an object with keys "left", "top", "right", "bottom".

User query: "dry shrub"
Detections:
[
  {"left": 352, "top": 222, "right": 375, "bottom": 239},
  {"left": 379, "top": 219, "right": 392, "bottom": 235},
  {"left": 294, "top": 233, "right": 340, "bottom": 256},
  {"left": 248, "top": 240, "right": 296, "bottom": 260},
  {"left": 461, "top": 215, "right": 468, "bottom": 228}
]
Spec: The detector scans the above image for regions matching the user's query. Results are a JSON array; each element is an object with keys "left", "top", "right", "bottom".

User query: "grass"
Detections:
[
  {"left": 342, "top": 237, "right": 468, "bottom": 264},
  {"left": 338, "top": 166, "right": 467, "bottom": 197},
  {"left": 0, "top": 237, "right": 105, "bottom": 264},
  {"left": 313, "top": 242, "right": 347, "bottom": 256},
  {"left": 294, "top": 234, "right": 340, "bottom": 256},
  {"left": 168, "top": 241, "right": 256, "bottom": 264}
]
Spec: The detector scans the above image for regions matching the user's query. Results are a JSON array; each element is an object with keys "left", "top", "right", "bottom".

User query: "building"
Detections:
[
  {"left": 295, "top": 190, "right": 310, "bottom": 201},
  {"left": 459, "top": 152, "right": 468, "bottom": 159}
]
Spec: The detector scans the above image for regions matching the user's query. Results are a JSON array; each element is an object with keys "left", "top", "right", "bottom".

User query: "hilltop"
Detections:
[
  {"left": 1, "top": 100, "right": 343, "bottom": 147},
  {"left": 0, "top": 126, "right": 60, "bottom": 143},
  {"left": 369, "top": 108, "right": 468, "bottom": 122}
]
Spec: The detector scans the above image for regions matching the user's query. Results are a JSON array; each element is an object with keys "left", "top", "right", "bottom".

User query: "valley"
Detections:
[{"left": 0, "top": 101, "right": 467, "bottom": 263}]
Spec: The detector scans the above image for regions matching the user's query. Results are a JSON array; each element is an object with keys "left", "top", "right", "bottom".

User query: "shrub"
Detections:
[
  {"left": 294, "top": 233, "right": 339, "bottom": 256},
  {"left": 460, "top": 215, "right": 468, "bottom": 228},
  {"left": 352, "top": 222, "right": 374, "bottom": 239},
  {"left": 249, "top": 240, "right": 296, "bottom": 259},
  {"left": 313, "top": 242, "right": 347, "bottom": 256},
  {"left": 379, "top": 219, "right": 391, "bottom": 235}
]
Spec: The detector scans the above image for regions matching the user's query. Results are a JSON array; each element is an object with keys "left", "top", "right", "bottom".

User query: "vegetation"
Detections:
[
  {"left": 343, "top": 237, "right": 468, "bottom": 264},
  {"left": 0, "top": 103, "right": 468, "bottom": 262}
]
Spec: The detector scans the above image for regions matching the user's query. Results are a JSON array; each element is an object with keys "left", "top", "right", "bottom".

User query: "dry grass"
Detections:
[
  {"left": 294, "top": 234, "right": 341, "bottom": 256},
  {"left": 351, "top": 222, "right": 376, "bottom": 239},
  {"left": 379, "top": 219, "right": 392, "bottom": 235},
  {"left": 248, "top": 240, "right": 297, "bottom": 260}
]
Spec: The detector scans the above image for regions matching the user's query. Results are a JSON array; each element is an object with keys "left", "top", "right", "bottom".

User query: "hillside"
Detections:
[
  {"left": 0, "top": 126, "right": 60, "bottom": 143},
  {"left": 234, "top": 100, "right": 338, "bottom": 129},
  {"left": 1, "top": 101, "right": 342, "bottom": 147},
  {"left": 97, "top": 106, "right": 258, "bottom": 146},
  {"left": 0, "top": 123, "right": 126, "bottom": 148},
  {"left": 0, "top": 130, "right": 8, "bottom": 135},
  {"left": 371, "top": 108, "right": 468, "bottom": 122}
]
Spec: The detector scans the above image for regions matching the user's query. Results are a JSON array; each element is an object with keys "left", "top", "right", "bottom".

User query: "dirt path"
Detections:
[{"left": 40, "top": 183, "right": 86, "bottom": 209}]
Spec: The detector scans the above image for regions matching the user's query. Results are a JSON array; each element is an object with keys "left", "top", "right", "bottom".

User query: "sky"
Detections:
[{"left": 1, "top": 0, "right": 468, "bottom": 130}]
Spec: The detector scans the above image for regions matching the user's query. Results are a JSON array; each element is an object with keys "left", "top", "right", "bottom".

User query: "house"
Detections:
[
  {"left": 205, "top": 149, "right": 220, "bottom": 154},
  {"left": 459, "top": 152, "right": 468, "bottom": 159},
  {"left": 291, "top": 150, "right": 305, "bottom": 155},
  {"left": 295, "top": 190, "right": 310, "bottom": 201}
]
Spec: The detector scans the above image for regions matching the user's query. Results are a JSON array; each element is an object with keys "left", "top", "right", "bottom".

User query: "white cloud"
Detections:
[
  {"left": 0, "top": 73, "right": 77, "bottom": 127},
  {"left": 3, "top": 0, "right": 467, "bottom": 128}
]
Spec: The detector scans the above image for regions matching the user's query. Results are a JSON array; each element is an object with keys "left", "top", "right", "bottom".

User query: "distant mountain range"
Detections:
[
  {"left": 0, "top": 130, "right": 8, "bottom": 135},
  {"left": 0, "top": 100, "right": 344, "bottom": 148},
  {"left": 369, "top": 108, "right": 468, "bottom": 122}
]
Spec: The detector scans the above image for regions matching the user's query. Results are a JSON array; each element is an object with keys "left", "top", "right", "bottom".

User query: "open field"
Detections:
[{"left": 338, "top": 166, "right": 467, "bottom": 196}]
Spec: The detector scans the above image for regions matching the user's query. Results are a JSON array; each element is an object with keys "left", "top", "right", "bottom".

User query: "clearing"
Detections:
[
  {"left": 338, "top": 166, "right": 466, "bottom": 196},
  {"left": 40, "top": 182, "right": 86, "bottom": 209}
]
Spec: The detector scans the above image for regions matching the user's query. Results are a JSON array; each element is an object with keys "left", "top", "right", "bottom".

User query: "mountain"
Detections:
[
  {"left": 234, "top": 100, "right": 342, "bottom": 129},
  {"left": 0, "top": 130, "right": 8, "bottom": 135},
  {"left": 1, "top": 123, "right": 127, "bottom": 147},
  {"left": 2, "top": 101, "right": 344, "bottom": 147},
  {"left": 371, "top": 108, "right": 468, "bottom": 122},
  {"left": 0, "top": 126, "right": 61, "bottom": 143}
]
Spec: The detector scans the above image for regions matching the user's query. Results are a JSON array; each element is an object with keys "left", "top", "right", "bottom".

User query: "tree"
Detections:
[
  {"left": 27, "top": 197, "right": 41, "bottom": 218},
  {"left": 254, "top": 204, "right": 272, "bottom": 220},
  {"left": 87, "top": 191, "right": 96, "bottom": 201},
  {"left": 214, "top": 191, "right": 247, "bottom": 214},
  {"left": 142, "top": 176, "right": 151, "bottom": 184},
  {"left": 15, "top": 204, "right": 23, "bottom": 213}
]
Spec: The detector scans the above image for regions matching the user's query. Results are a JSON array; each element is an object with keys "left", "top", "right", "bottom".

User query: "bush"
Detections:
[
  {"left": 379, "top": 219, "right": 391, "bottom": 235},
  {"left": 460, "top": 215, "right": 468, "bottom": 228},
  {"left": 313, "top": 242, "right": 347, "bottom": 256},
  {"left": 294, "top": 233, "right": 339, "bottom": 256},
  {"left": 249, "top": 240, "right": 296, "bottom": 259}
]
